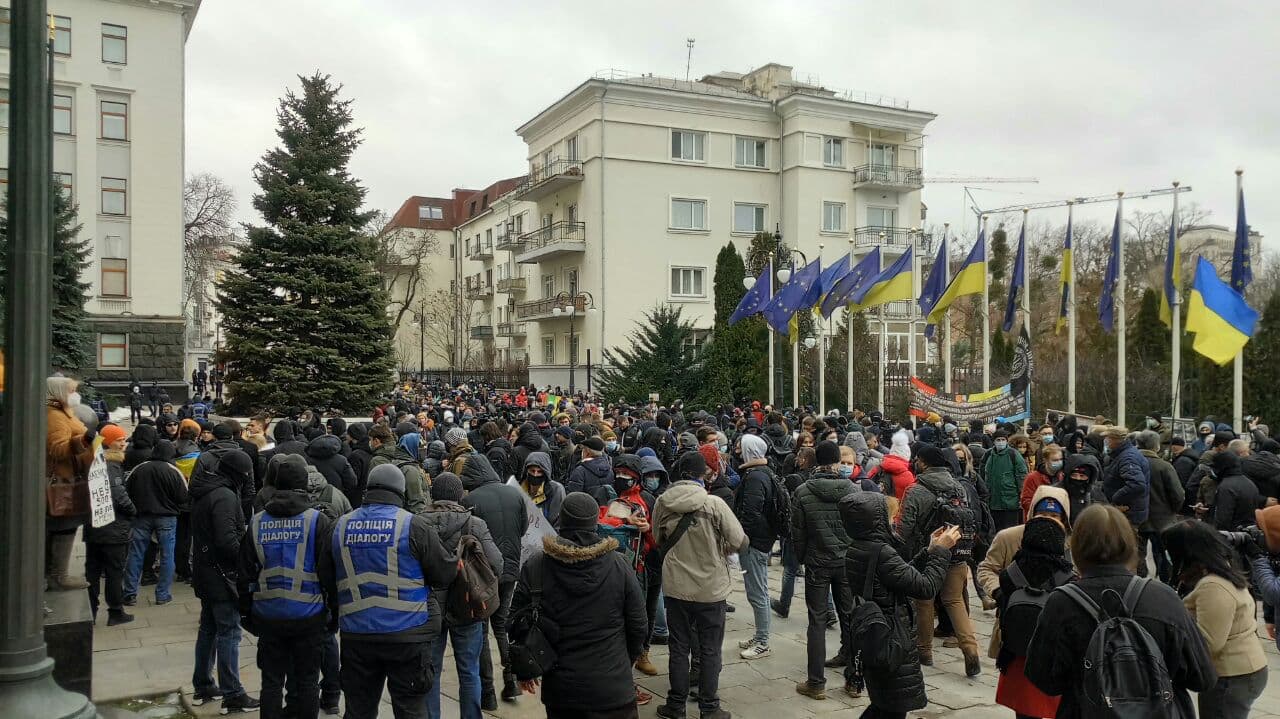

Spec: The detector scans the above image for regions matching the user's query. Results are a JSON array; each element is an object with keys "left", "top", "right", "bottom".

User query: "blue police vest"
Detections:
[
  {"left": 251, "top": 508, "right": 325, "bottom": 621},
  {"left": 333, "top": 503, "right": 429, "bottom": 634}
]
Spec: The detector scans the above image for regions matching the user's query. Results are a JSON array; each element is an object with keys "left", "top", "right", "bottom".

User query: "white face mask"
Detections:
[{"left": 68, "top": 392, "right": 82, "bottom": 406}]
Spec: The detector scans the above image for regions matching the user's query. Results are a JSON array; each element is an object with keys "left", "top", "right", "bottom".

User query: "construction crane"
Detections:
[{"left": 924, "top": 176, "right": 1039, "bottom": 184}]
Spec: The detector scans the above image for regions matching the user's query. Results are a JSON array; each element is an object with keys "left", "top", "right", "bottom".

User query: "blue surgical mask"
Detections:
[
  {"left": 1041, "top": 434, "right": 1054, "bottom": 445},
  {"left": 643, "top": 476, "right": 660, "bottom": 492},
  {"left": 837, "top": 464, "right": 854, "bottom": 479},
  {"left": 994, "top": 439, "right": 1009, "bottom": 452},
  {"left": 1048, "top": 460, "right": 1063, "bottom": 473},
  {"left": 605, "top": 441, "right": 618, "bottom": 452}
]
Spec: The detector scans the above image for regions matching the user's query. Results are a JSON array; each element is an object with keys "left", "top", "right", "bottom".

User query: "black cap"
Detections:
[
  {"left": 561, "top": 492, "right": 600, "bottom": 531},
  {"left": 1213, "top": 430, "right": 1236, "bottom": 447},
  {"left": 395, "top": 421, "right": 418, "bottom": 438},
  {"left": 581, "top": 436, "right": 605, "bottom": 452},
  {"left": 916, "top": 444, "right": 948, "bottom": 468},
  {"left": 815, "top": 440, "right": 841, "bottom": 466},
  {"left": 211, "top": 423, "right": 233, "bottom": 441},
  {"left": 1170, "top": 436, "right": 1186, "bottom": 447}
]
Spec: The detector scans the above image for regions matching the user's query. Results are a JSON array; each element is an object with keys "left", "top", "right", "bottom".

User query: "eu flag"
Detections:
[
  {"left": 729, "top": 262, "right": 771, "bottom": 325},
  {"left": 820, "top": 249, "right": 881, "bottom": 318},
  {"left": 919, "top": 236, "right": 948, "bottom": 338},
  {"left": 819, "top": 254, "right": 851, "bottom": 300},
  {"left": 1159, "top": 207, "right": 1179, "bottom": 327},
  {"left": 1099, "top": 205, "right": 1121, "bottom": 333},
  {"left": 1232, "top": 185, "right": 1252, "bottom": 292},
  {"left": 762, "top": 258, "right": 820, "bottom": 335},
  {"left": 1001, "top": 223, "right": 1026, "bottom": 332}
]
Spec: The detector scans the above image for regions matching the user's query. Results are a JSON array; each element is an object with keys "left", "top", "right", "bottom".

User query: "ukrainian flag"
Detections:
[
  {"left": 926, "top": 231, "right": 986, "bottom": 325},
  {"left": 1185, "top": 257, "right": 1257, "bottom": 366},
  {"left": 1056, "top": 217, "right": 1072, "bottom": 334},
  {"left": 851, "top": 248, "right": 913, "bottom": 310}
]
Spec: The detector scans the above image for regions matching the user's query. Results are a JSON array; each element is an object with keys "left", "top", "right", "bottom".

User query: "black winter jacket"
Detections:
[
  {"left": 733, "top": 463, "right": 776, "bottom": 553},
  {"left": 840, "top": 492, "right": 951, "bottom": 712},
  {"left": 897, "top": 466, "right": 966, "bottom": 558},
  {"left": 1213, "top": 472, "right": 1262, "bottom": 530},
  {"left": 1171, "top": 447, "right": 1200, "bottom": 499},
  {"left": 196, "top": 440, "right": 255, "bottom": 522},
  {"left": 236, "top": 489, "right": 336, "bottom": 636},
  {"left": 460, "top": 454, "right": 529, "bottom": 582},
  {"left": 84, "top": 453, "right": 136, "bottom": 544},
  {"left": 1241, "top": 450, "right": 1280, "bottom": 501},
  {"left": 1024, "top": 565, "right": 1217, "bottom": 719},
  {"left": 512, "top": 533, "right": 647, "bottom": 711},
  {"left": 347, "top": 439, "right": 373, "bottom": 507},
  {"left": 790, "top": 471, "right": 858, "bottom": 569},
  {"left": 124, "top": 425, "right": 159, "bottom": 471},
  {"left": 305, "top": 435, "right": 359, "bottom": 508},
  {"left": 189, "top": 469, "right": 246, "bottom": 602},
  {"left": 566, "top": 455, "right": 613, "bottom": 500},
  {"left": 1056, "top": 454, "right": 1107, "bottom": 521},
  {"left": 484, "top": 438, "right": 515, "bottom": 480},
  {"left": 1140, "top": 449, "right": 1186, "bottom": 533},
  {"left": 510, "top": 424, "right": 547, "bottom": 476},
  {"left": 126, "top": 456, "right": 189, "bottom": 516}
]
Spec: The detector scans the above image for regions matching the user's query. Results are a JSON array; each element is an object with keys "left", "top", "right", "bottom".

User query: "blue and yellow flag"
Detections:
[
  {"left": 1232, "top": 185, "right": 1252, "bottom": 292},
  {"left": 1001, "top": 223, "right": 1026, "bottom": 333},
  {"left": 926, "top": 231, "right": 986, "bottom": 325},
  {"left": 820, "top": 249, "right": 880, "bottom": 318},
  {"left": 1056, "top": 216, "right": 1073, "bottom": 334},
  {"left": 1159, "top": 209, "right": 1179, "bottom": 327},
  {"left": 852, "top": 248, "right": 913, "bottom": 310},
  {"left": 762, "top": 258, "right": 821, "bottom": 336},
  {"left": 729, "top": 262, "right": 771, "bottom": 325},
  {"left": 1099, "top": 206, "right": 1121, "bottom": 333},
  {"left": 920, "top": 236, "right": 948, "bottom": 339},
  {"left": 1185, "top": 257, "right": 1257, "bottom": 365}
]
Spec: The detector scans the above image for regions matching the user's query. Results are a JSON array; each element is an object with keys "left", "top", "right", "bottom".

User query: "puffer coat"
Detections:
[
  {"left": 840, "top": 491, "right": 951, "bottom": 713},
  {"left": 790, "top": 470, "right": 858, "bottom": 569}
]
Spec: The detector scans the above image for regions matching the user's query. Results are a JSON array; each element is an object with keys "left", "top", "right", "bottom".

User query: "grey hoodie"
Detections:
[{"left": 651, "top": 481, "right": 748, "bottom": 603}]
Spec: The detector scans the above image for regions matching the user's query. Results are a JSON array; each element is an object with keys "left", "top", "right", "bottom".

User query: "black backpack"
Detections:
[
  {"left": 1056, "top": 578, "right": 1175, "bottom": 719},
  {"left": 848, "top": 544, "right": 907, "bottom": 672},
  {"left": 998, "top": 562, "right": 1073, "bottom": 656},
  {"left": 744, "top": 466, "right": 792, "bottom": 541},
  {"left": 924, "top": 480, "right": 977, "bottom": 562}
]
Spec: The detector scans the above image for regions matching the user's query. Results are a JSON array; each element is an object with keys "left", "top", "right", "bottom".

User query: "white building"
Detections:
[{"left": 1, "top": 0, "right": 198, "bottom": 399}]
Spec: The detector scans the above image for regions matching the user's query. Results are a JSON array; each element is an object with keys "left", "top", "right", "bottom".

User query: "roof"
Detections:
[
  {"left": 388, "top": 174, "right": 527, "bottom": 232},
  {"left": 387, "top": 195, "right": 458, "bottom": 231}
]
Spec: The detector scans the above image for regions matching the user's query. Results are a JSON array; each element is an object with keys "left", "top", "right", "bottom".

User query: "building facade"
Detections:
[{"left": 1, "top": 0, "right": 198, "bottom": 398}]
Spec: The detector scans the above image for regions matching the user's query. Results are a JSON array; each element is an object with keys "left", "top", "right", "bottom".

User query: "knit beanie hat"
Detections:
[
  {"left": 815, "top": 440, "right": 842, "bottom": 467},
  {"left": 889, "top": 429, "right": 911, "bottom": 460},
  {"left": 100, "top": 424, "right": 128, "bottom": 447},
  {"left": 698, "top": 443, "right": 721, "bottom": 474},
  {"left": 915, "top": 444, "right": 947, "bottom": 469},
  {"left": 212, "top": 423, "right": 234, "bottom": 441},
  {"left": 395, "top": 421, "right": 418, "bottom": 438},
  {"left": 1021, "top": 516, "right": 1067, "bottom": 556},
  {"left": 367, "top": 463, "right": 406, "bottom": 496},
  {"left": 431, "top": 472, "right": 464, "bottom": 502},
  {"left": 1257, "top": 506, "right": 1280, "bottom": 553},
  {"left": 561, "top": 492, "right": 600, "bottom": 531},
  {"left": 444, "top": 427, "right": 469, "bottom": 448},
  {"left": 673, "top": 451, "right": 707, "bottom": 484}
]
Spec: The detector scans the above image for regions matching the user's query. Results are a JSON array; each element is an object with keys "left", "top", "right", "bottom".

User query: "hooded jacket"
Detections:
[
  {"left": 422, "top": 439, "right": 446, "bottom": 479},
  {"left": 841, "top": 492, "right": 952, "bottom": 712},
  {"left": 509, "top": 423, "right": 546, "bottom": 475},
  {"left": 346, "top": 425, "right": 374, "bottom": 507},
  {"left": 484, "top": 437, "right": 515, "bottom": 480},
  {"left": 898, "top": 465, "right": 967, "bottom": 558},
  {"left": 421, "top": 499, "right": 503, "bottom": 625},
  {"left": 189, "top": 462, "right": 246, "bottom": 602},
  {"left": 237, "top": 488, "right": 336, "bottom": 636},
  {"left": 1141, "top": 448, "right": 1185, "bottom": 533},
  {"left": 790, "top": 470, "right": 858, "bottom": 569},
  {"left": 734, "top": 460, "right": 776, "bottom": 553},
  {"left": 1240, "top": 449, "right": 1280, "bottom": 501},
  {"left": 305, "top": 434, "right": 359, "bottom": 508},
  {"left": 1171, "top": 446, "right": 1201, "bottom": 497},
  {"left": 983, "top": 444, "right": 1028, "bottom": 512},
  {"left": 1101, "top": 440, "right": 1151, "bottom": 524},
  {"left": 872, "top": 453, "right": 916, "bottom": 503},
  {"left": 1054, "top": 453, "right": 1106, "bottom": 521},
  {"left": 638, "top": 426, "right": 673, "bottom": 469},
  {"left": 566, "top": 455, "right": 614, "bottom": 501},
  {"left": 264, "top": 421, "right": 307, "bottom": 459},
  {"left": 511, "top": 534, "right": 647, "bottom": 710},
  {"left": 511, "top": 452, "right": 564, "bottom": 529},
  {"left": 459, "top": 453, "right": 529, "bottom": 583},
  {"left": 305, "top": 457, "right": 353, "bottom": 518},
  {"left": 1211, "top": 453, "right": 1261, "bottom": 531},
  {"left": 126, "top": 445, "right": 189, "bottom": 517},
  {"left": 369, "top": 443, "right": 428, "bottom": 514},
  {"left": 124, "top": 424, "right": 159, "bottom": 471},
  {"left": 652, "top": 481, "right": 748, "bottom": 602}
]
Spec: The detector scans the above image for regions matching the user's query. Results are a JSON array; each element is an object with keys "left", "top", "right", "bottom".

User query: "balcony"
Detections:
[
  {"left": 497, "top": 322, "right": 527, "bottom": 337},
  {"left": 497, "top": 277, "right": 527, "bottom": 294},
  {"left": 516, "top": 294, "right": 586, "bottom": 321},
  {"left": 514, "top": 221, "right": 587, "bottom": 264},
  {"left": 471, "top": 325, "right": 495, "bottom": 340},
  {"left": 495, "top": 226, "right": 523, "bottom": 252},
  {"left": 853, "top": 226, "right": 933, "bottom": 254},
  {"left": 851, "top": 164, "right": 923, "bottom": 191},
  {"left": 465, "top": 284, "right": 494, "bottom": 300},
  {"left": 470, "top": 242, "right": 494, "bottom": 261},
  {"left": 510, "top": 157, "right": 584, "bottom": 202}
]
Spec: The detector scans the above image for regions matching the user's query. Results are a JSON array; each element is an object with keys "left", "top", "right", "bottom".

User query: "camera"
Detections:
[{"left": 1220, "top": 525, "right": 1268, "bottom": 555}]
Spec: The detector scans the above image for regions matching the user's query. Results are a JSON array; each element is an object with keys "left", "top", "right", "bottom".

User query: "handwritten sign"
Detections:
[{"left": 87, "top": 449, "right": 116, "bottom": 528}]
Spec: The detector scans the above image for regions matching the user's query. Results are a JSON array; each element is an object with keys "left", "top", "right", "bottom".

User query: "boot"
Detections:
[
  {"left": 501, "top": 675, "right": 520, "bottom": 702},
  {"left": 635, "top": 651, "right": 659, "bottom": 676},
  {"left": 47, "top": 534, "right": 89, "bottom": 590},
  {"left": 107, "top": 609, "right": 135, "bottom": 626}
]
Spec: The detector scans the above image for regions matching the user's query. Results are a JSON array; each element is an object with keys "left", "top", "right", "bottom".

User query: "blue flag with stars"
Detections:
[
  {"left": 729, "top": 262, "right": 771, "bottom": 325},
  {"left": 1099, "top": 205, "right": 1121, "bottom": 333},
  {"left": 919, "top": 237, "right": 948, "bottom": 339},
  {"left": 820, "top": 249, "right": 881, "bottom": 318},
  {"left": 1001, "top": 222, "right": 1027, "bottom": 332},
  {"left": 818, "top": 254, "right": 851, "bottom": 300},
  {"left": 1232, "top": 185, "right": 1252, "bottom": 292},
  {"left": 762, "top": 258, "right": 821, "bottom": 335}
]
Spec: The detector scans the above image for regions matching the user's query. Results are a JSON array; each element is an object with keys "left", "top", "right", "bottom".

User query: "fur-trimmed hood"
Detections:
[
  {"left": 542, "top": 533, "right": 618, "bottom": 563},
  {"left": 540, "top": 533, "right": 623, "bottom": 596}
]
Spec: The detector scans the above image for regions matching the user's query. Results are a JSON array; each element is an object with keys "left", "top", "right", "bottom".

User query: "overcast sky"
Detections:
[{"left": 186, "top": 0, "right": 1279, "bottom": 249}]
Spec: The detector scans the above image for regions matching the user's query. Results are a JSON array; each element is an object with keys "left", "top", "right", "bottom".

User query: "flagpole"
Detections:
[
  {"left": 818, "top": 243, "right": 826, "bottom": 415},
  {"left": 847, "top": 236, "right": 855, "bottom": 412},
  {"left": 1021, "top": 208, "right": 1031, "bottom": 429},
  {"left": 943, "top": 223, "right": 952, "bottom": 394},
  {"left": 768, "top": 262, "right": 775, "bottom": 407},
  {"left": 1170, "top": 182, "right": 1182, "bottom": 421},
  {"left": 1233, "top": 168, "right": 1244, "bottom": 434},
  {"left": 908, "top": 230, "right": 919, "bottom": 385},
  {"left": 877, "top": 246, "right": 886, "bottom": 413},
  {"left": 1067, "top": 201, "right": 1076, "bottom": 414},
  {"left": 1116, "top": 191, "right": 1127, "bottom": 426},
  {"left": 982, "top": 215, "right": 991, "bottom": 392}
]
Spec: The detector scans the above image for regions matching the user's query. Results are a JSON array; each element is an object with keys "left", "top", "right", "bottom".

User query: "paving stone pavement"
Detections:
[{"left": 87, "top": 546, "right": 1280, "bottom": 718}]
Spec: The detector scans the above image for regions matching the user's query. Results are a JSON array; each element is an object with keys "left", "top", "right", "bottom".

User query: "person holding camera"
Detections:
[{"left": 1248, "top": 505, "right": 1280, "bottom": 646}]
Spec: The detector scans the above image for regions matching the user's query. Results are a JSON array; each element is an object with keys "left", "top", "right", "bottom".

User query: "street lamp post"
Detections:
[
  {"left": 551, "top": 291, "right": 596, "bottom": 395},
  {"left": 777, "top": 247, "right": 807, "bottom": 410}
]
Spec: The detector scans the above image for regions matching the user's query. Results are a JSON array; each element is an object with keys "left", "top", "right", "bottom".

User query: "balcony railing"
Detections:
[
  {"left": 495, "top": 226, "right": 523, "bottom": 252},
  {"left": 851, "top": 164, "right": 923, "bottom": 190},
  {"left": 465, "top": 284, "right": 494, "bottom": 300},
  {"left": 469, "top": 242, "right": 494, "bottom": 260},
  {"left": 853, "top": 226, "right": 933, "bottom": 254},
  {"left": 514, "top": 221, "right": 587, "bottom": 263},
  {"left": 497, "top": 322, "right": 527, "bottom": 337},
  {"left": 497, "top": 277, "right": 527, "bottom": 293},
  {"left": 471, "top": 325, "right": 495, "bottom": 340},
  {"left": 510, "top": 157, "right": 584, "bottom": 202},
  {"left": 516, "top": 294, "right": 586, "bottom": 321}
]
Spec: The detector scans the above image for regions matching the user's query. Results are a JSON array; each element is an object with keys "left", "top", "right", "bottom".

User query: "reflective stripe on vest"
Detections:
[
  {"left": 251, "top": 508, "right": 325, "bottom": 621},
  {"left": 333, "top": 503, "right": 429, "bottom": 634}
]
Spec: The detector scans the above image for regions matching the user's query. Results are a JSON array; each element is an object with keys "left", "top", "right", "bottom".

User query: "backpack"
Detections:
[
  {"left": 1056, "top": 577, "right": 1175, "bottom": 719},
  {"left": 998, "top": 562, "right": 1074, "bottom": 656},
  {"left": 923, "top": 480, "right": 977, "bottom": 562},
  {"left": 760, "top": 467, "right": 792, "bottom": 541},
  {"left": 848, "top": 544, "right": 907, "bottom": 672},
  {"left": 446, "top": 516, "right": 501, "bottom": 623}
]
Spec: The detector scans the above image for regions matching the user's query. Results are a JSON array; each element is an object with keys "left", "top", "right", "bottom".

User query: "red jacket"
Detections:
[{"left": 874, "top": 454, "right": 917, "bottom": 504}]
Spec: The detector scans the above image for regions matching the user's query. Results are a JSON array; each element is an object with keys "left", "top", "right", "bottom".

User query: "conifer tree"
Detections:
[
  {"left": 1129, "top": 288, "right": 1168, "bottom": 365},
  {"left": 217, "top": 74, "right": 394, "bottom": 413},
  {"left": 1246, "top": 288, "right": 1280, "bottom": 421},
  {"left": 597, "top": 304, "right": 703, "bottom": 404},
  {"left": 713, "top": 242, "right": 746, "bottom": 325},
  {"left": 700, "top": 243, "right": 767, "bottom": 404}
]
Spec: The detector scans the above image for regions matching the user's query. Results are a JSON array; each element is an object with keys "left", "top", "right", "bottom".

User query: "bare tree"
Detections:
[
  {"left": 366, "top": 210, "right": 440, "bottom": 335},
  {"left": 418, "top": 288, "right": 477, "bottom": 368},
  {"left": 183, "top": 172, "right": 238, "bottom": 315}
]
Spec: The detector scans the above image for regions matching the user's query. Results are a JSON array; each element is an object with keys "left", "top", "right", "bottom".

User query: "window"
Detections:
[
  {"left": 100, "top": 100, "right": 127, "bottom": 140},
  {"left": 671, "top": 198, "right": 707, "bottom": 231},
  {"left": 822, "top": 201, "right": 846, "bottom": 233},
  {"left": 683, "top": 329, "right": 710, "bottom": 358},
  {"left": 542, "top": 273, "right": 554, "bottom": 297},
  {"left": 670, "top": 267, "right": 706, "bottom": 298},
  {"left": 101, "top": 177, "right": 126, "bottom": 215},
  {"left": 418, "top": 204, "right": 443, "bottom": 220},
  {"left": 566, "top": 203, "right": 578, "bottom": 225},
  {"left": 567, "top": 268, "right": 579, "bottom": 296},
  {"left": 514, "top": 214, "right": 524, "bottom": 234},
  {"left": 98, "top": 333, "right": 128, "bottom": 368},
  {"left": 568, "top": 335, "right": 580, "bottom": 364},
  {"left": 52, "top": 16, "right": 71, "bottom": 56},
  {"left": 102, "top": 24, "right": 126, "bottom": 64},
  {"left": 823, "top": 137, "right": 844, "bottom": 167},
  {"left": 733, "top": 203, "right": 766, "bottom": 233},
  {"left": 542, "top": 337, "right": 555, "bottom": 365},
  {"left": 869, "top": 143, "right": 896, "bottom": 168},
  {"left": 101, "top": 257, "right": 128, "bottom": 297},
  {"left": 0, "top": 9, "right": 9, "bottom": 49},
  {"left": 866, "top": 207, "right": 897, "bottom": 228},
  {"left": 671, "top": 130, "right": 705, "bottom": 162},
  {"left": 734, "top": 137, "right": 766, "bottom": 168},
  {"left": 54, "top": 94, "right": 72, "bottom": 134},
  {"left": 55, "top": 172, "right": 72, "bottom": 200},
  {"left": 448, "top": 242, "right": 455, "bottom": 259},
  {"left": 565, "top": 135, "right": 578, "bottom": 161},
  {"left": 485, "top": 228, "right": 493, "bottom": 248}
]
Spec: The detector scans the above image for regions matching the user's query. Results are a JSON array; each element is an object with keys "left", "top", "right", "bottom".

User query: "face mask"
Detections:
[
  {"left": 837, "top": 464, "right": 854, "bottom": 478},
  {"left": 526, "top": 472, "right": 545, "bottom": 486},
  {"left": 1048, "top": 460, "right": 1063, "bottom": 473},
  {"left": 643, "top": 477, "right": 660, "bottom": 492},
  {"left": 994, "top": 440, "right": 1008, "bottom": 451},
  {"left": 68, "top": 392, "right": 81, "bottom": 406},
  {"left": 718, "top": 443, "right": 728, "bottom": 453},
  {"left": 605, "top": 441, "right": 618, "bottom": 452},
  {"left": 1041, "top": 434, "right": 1054, "bottom": 445}
]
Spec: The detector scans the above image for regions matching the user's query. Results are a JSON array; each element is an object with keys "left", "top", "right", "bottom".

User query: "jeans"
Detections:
[
  {"left": 427, "top": 622, "right": 484, "bottom": 719},
  {"left": 478, "top": 579, "right": 516, "bottom": 691},
  {"left": 644, "top": 567, "right": 663, "bottom": 648},
  {"left": 803, "top": 566, "right": 853, "bottom": 687},
  {"left": 915, "top": 563, "right": 979, "bottom": 658},
  {"left": 665, "top": 598, "right": 726, "bottom": 713},
  {"left": 85, "top": 542, "right": 127, "bottom": 615},
  {"left": 288, "top": 632, "right": 340, "bottom": 709},
  {"left": 652, "top": 589, "right": 668, "bottom": 638},
  {"left": 193, "top": 599, "right": 244, "bottom": 698},
  {"left": 341, "top": 637, "right": 434, "bottom": 719},
  {"left": 123, "top": 515, "right": 176, "bottom": 601},
  {"left": 739, "top": 546, "right": 770, "bottom": 644},
  {"left": 1199, "top": 667, "right": 1268, "bottom": 719},
  {"left": 258, "top": 630, "right": 324, "bottom": 719},
  {"left": 1140, "top": 529, "right": 1173, "bottom": 584}
]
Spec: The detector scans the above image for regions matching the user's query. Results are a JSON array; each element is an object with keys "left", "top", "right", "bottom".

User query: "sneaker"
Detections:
[
  {"left": 725, "top": 603, "right": 735, "bottom": 613},
  {"left": 739, "top": 642, "right": 770, "bottom": 660},
  {"left": 795, "top": 681, "right": 826, "bottom": 700},
  {"left": 825, "top": 614, "right": 837, "bottom": 629},
  {"left": 737, "top": 637, "right": 758, "bottom": 649},
  {"left": 964, "top": 654, "right": 982, "bottom": 678},
  {"left": 106, "top": 610, "right": 135, "bottom": 626},
  {"left": 140, "top": 573, "right": 158, "bottom": 586},
  {"left": 155, "top": 596, "right": 173, "bottom": 606},
  {"left": 190, "top": 689, "right": 222, "bottom": 706},
  {"left": 920, "top": 653, "right": 934, "bottom": 667},
  {"left": 700, "top": 709, "right": 731, "bottom": 719},
  {"left": 122, "top": 595, "right": 136, "bottom": 607},
  {"left": 823, "top": 652, "right": 847, "bottom": 668},
  {"left": 770, "top": 599, "right": 789, "bottom": 619},
  {"left": 481, "top": 688, "right": 498, "bottom": 711},
  {"left": 650, "top": 634, "right": 669, "bottom": 646},
  {"left": 635, "top": 687, "right": 653, "bottom": 706},
  {"left": 501, "top": 678, "right": 520, "bottom": 702},
  {"left": 220, "top": 693, "right": 260, "bottom": 714},
  {"left": 656, "top": 704, "right": 686, "bottom": 719}
]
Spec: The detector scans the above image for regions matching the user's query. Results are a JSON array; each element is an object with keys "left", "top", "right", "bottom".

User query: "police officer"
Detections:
[
  {"left": 239, "top": 459, "right": 334, "bottom": 719},
  {"left": 319, "top": 464, "right": 457, "bottom": 719}
]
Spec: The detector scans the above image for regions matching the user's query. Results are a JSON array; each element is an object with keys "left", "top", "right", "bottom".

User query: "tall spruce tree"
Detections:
[
  {"left": 700, "top": 242, "right": 767, "bottom": 405},
  {"left": 1129, "top": 288, "right": 1168, "bottom": 365},
  {"left": 597, "top": 304, "right": 703, "bottom": 404},
  {"left": 0, "top": 181, "right": 91, "bottom": 370},
  {"left": 1246, "top": 288, "right": 1280, "bottom": 421},
  {"left": 712, "top": 242, "right": 746, "bottom": 325},
  {"left": 217, "top": 74, "right": 394, "bottom": 413}
]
